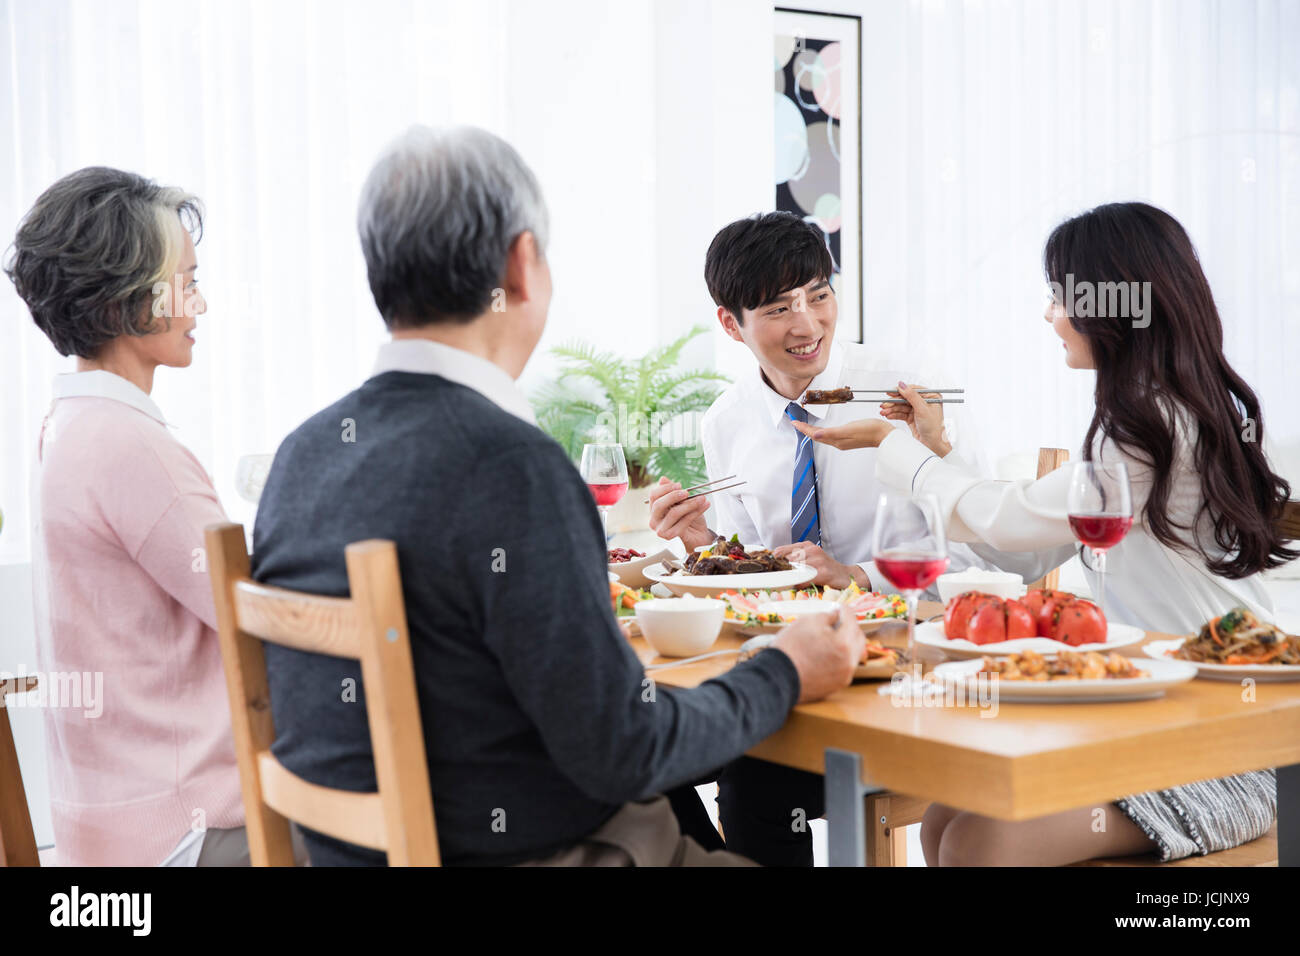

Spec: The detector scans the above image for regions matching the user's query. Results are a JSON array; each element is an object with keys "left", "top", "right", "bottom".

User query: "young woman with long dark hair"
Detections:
[{"left": 795, "top": 202, "right": 1289, "bottom": 865}]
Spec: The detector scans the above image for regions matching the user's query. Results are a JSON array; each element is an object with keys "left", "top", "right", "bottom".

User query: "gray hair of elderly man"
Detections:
[{"left": 357, "top": 125, "right": 549, "bottom": 331}]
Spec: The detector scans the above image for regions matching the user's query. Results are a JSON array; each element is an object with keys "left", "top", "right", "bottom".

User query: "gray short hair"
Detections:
[
  {"left": 3, "top": 167, "right": 202, "bottom": 358},
  {"left": 357, "top": 125, "right": 549, "bottom": 329}
]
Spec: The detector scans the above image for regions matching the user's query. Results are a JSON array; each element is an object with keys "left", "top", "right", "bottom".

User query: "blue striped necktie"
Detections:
[{"left": 786, "top": 402, "right": 822, "bottom": 546}]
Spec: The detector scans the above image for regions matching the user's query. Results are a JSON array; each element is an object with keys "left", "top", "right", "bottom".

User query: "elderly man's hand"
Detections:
[{"left": 771, "top": 608, "right": 863, "bottom": 703}]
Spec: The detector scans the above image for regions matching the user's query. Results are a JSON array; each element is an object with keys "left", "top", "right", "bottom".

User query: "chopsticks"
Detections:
[
  {"left": 852, "top": 388, "right": 965, "bottom": 394},
  {"left": 641, "top": 474, "right": 748, "bottom": 504},
  {"left": 858, "top": 398, "right": 964, "bottom": 404},
  {"left": 854, "top": 387, "right": 964, "bottom": 405}
]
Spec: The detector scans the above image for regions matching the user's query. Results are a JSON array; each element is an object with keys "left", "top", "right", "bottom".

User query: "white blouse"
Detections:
[{"left": 874, "top": 408, "right": 1276, "bottom": 636}]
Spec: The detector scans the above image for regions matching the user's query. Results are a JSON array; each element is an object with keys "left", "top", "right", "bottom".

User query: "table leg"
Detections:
[
  {"left": 825, "top": 748, "right": 884, "bottom": 867},
  {"left": 1280, "top": 762, "right": 1299, "bottom": 867}
]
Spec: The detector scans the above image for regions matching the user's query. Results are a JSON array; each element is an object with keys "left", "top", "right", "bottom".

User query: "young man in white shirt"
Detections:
[
  {"left": 648, "top": 211, "right": 1042, "bottom": 864},
  {"left": 649, "top": 212, "right": 1034, "bottom": 590}
]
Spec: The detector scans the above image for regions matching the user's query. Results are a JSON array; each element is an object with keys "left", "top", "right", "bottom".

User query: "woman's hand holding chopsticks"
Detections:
[
  {"left": 879, "top": 382, "right": 952, "bottom": 456},
  {"left": 792, "top": 382, "right": 953, "bottom": 455}
]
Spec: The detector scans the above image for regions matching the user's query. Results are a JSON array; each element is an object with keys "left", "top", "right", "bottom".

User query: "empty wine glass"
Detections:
[{"left": 235, "top": 453, "right": 275, "bottom": 504}]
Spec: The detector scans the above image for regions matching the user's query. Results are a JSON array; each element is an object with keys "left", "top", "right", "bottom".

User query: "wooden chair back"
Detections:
[
  {"left": 204, "top": 522, "right": 440, "bottom": 866},
  {"left": 1027, "top": 447, "right": 1071, "bottom": 591},
  {"left": 1278, "top": 500, "right": 1300, "bottom": 541},
  {"left": 0, "top": 676, "right": 40, "bottom": 866}
]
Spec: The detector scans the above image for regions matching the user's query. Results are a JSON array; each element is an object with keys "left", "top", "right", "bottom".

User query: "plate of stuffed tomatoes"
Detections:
[{"left": 913, "top": 588, "right": 1146, "bottom": 659}]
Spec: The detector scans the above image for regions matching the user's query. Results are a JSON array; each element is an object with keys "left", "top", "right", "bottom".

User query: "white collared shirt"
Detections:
[
  {"left": 51, "top": 369, "right": 171, "bottom": 426},
  {"left": 698, "top": 341, "right": 1048, "bottom": 584},
  {"left": 372, "top": 339, "right": 537, "bottom": 426}
]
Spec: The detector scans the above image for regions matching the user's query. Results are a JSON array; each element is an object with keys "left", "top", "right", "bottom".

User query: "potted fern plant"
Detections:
[{"left": 533, "top": 325, "right": 730, "bottom": 529}]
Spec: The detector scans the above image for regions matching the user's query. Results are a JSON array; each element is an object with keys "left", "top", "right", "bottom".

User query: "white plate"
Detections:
[
  {"left": 931, "top": 657, "right": 1197, "bottom": 702},
  {"left": 1143, "top": 639, "right": 1300, "bottom": 682},
  {"left": 607, "top": 548, "right": 674, "bottom": 589},
  {"left": 643, "top": 562, "right": 817, "bottom": 598},
  {"left": 913, "top": 619, "right": 1146, "bottom": 659},
  {"left": 739, "top": 633, "right": 899, "bottom": 679},
  {"left": 723, "top": 615, "right": 895, "bottom": 636}
]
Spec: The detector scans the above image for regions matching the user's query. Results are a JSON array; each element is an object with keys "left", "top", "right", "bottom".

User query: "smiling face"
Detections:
[
  {"left": 719, "top": 276, "right": 837, "bottom": 397},
  {"left": 1045, "top": 299, "right": 1095, "bottom": 370}
]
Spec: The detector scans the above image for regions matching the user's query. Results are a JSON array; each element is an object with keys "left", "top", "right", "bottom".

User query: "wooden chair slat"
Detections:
[
  {"left": 865, "top": 791, "right": 929, "bottom": 867},
  {"left": 256, "top": 751, "right": 387, "bottom": 851},
  {"left": 1278, "top": 500, "right": 1300, "bottom": 541},
  {"left": 1071, "top": 825, "right": 1277, "bottom": 867},
  {"left": 233, "top": 582, "right": 361, "bottom": 658},
  {"left": 346, "top": 540, "right": 441, "bottom": 866},
  {"left": 0, "top": 677, "right": 40, "bottom": 867},
  {"left": 1027, "top": 447, "right": 1071, "bottom": 592}
]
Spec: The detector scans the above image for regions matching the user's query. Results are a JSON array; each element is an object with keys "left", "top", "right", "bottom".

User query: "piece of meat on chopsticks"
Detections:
[{"left": 802, "top": 386, "right": 855, "bottom": 406}]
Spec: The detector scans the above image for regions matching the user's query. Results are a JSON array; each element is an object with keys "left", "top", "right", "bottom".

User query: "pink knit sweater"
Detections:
[{"left": 30, "top": 371, "right": 243, "bottom": 865}]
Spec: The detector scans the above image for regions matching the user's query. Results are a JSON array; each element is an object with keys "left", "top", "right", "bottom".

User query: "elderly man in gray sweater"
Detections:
[{"left": 251, "top": 125, "right": 862, "bottom": 866}]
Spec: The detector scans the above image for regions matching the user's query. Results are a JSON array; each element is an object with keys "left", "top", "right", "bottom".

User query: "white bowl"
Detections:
[
  {"left": 608, "top": 548, "right": 673, "bottom": 589},
  {"left": 936, "top": 570, "right": 1025, "bottom": 603},
  {"left": 635, "top": 597, "right": 725, "bottom": 657}
]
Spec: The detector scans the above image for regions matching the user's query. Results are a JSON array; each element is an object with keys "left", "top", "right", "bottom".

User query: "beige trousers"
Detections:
[{"left": 514, "top": 796, "right": 756, "bottom": 867}]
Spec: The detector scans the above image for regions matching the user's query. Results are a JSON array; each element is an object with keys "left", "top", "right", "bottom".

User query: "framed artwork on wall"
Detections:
[{"left": 774, "top": 7, "right": 862, "bottom": 342}]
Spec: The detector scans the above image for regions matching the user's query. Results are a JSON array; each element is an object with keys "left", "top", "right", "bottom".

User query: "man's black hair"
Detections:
[{"left": 703, "top": 211, "right": 834, "bottom": 323}]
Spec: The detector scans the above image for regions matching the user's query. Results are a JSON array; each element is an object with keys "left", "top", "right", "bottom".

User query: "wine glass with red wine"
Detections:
[
  {"left": 580, "top": 443, "right": 629, "bottom": 539},
  {"left": 1065, "top": 460, "right": 1132, "bottom": 616},
  {"left": 871, "top": 492, "right": 950, "bottom": 667}
]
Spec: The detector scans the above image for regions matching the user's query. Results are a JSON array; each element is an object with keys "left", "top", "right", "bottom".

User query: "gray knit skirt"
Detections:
[{"left": 1115, "top": 770, "right": 1276, "bottom": 861}]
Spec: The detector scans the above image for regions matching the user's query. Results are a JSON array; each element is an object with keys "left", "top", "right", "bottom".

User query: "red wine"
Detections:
[
  {"left": 588, "top": 481, "right": 628, "bottom": 507},
  {"left": 1068, "top": 513, "right": 1133, "bottom": 551},
  {"left": 875, "top": 551, "right": 950, "bottom": 591}
]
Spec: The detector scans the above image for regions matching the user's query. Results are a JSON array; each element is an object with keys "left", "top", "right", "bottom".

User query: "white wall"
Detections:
[{"left": 769, "top": 0, "right": 1300, "bottom": 481}]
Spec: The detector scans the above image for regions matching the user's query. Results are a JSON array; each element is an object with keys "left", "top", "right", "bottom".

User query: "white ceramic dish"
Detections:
[
  {"left": 1143, "top": 638, "right": 1300, "bottom": 682},
  {"left": 913, "top": 619, "right": 1147, "bottom": 659},
  {"left": 608, "top": 548, "right": 674, "bottom": 589},
  {"left": 642, "top": 562, "right": 817, "bottom": 598},
  {"left": 935, "top": 570, "right": 1025, "bottom": 603},
  {"left": 755, "top": 599, "right": 841, "bottom": 620},
  {"left": 931, "top": 656, "right": 1197, "bottom": 702},
  {"left": 635, "top": 597, "right": 725, "bottom": 657}
]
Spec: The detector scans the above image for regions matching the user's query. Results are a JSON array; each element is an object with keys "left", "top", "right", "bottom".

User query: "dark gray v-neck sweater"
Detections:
[{"left": 251, "top": 370, "right": 800, "bottom": 865}]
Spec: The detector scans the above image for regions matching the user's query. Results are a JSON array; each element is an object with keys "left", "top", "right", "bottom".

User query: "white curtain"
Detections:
[
  {"left": 0, "top": 0, "right": 771, "bottom": 564},
  {"left": 850, "top": 0, "right": 1300, "bottom": 483},
  {"left": 2, "top": 0, "right": 1297, "bottom": 569}
]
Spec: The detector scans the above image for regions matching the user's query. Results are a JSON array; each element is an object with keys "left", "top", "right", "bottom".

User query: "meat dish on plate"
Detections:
[
  {"left": 680, "top": 534, "right": 793, "bottom": 576},
  {"left": 979, "top": 649, "right": 1149, "bottom": 681}
]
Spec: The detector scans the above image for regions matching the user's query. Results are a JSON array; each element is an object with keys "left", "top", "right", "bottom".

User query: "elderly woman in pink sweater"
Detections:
[{"left": 4, "top": 167, "right": 246, "bottom": 865}]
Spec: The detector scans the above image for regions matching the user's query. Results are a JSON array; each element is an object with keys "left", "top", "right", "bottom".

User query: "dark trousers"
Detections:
[
  {"left": 716, "top": 756, "right": 825, "bottom": 867},
  {"left": 664, "top": 781, "right": 726, "bottom": 852}
]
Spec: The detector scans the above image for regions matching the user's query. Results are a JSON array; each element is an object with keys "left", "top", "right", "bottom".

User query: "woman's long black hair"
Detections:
[{"left": 1044, "top": 202, "right": 1295, "bottom": 578}]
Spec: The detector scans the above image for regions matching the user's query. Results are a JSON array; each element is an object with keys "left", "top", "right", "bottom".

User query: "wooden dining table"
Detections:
[{"left": 626, "top": 601, "right": 1300, "bottom": 866}]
